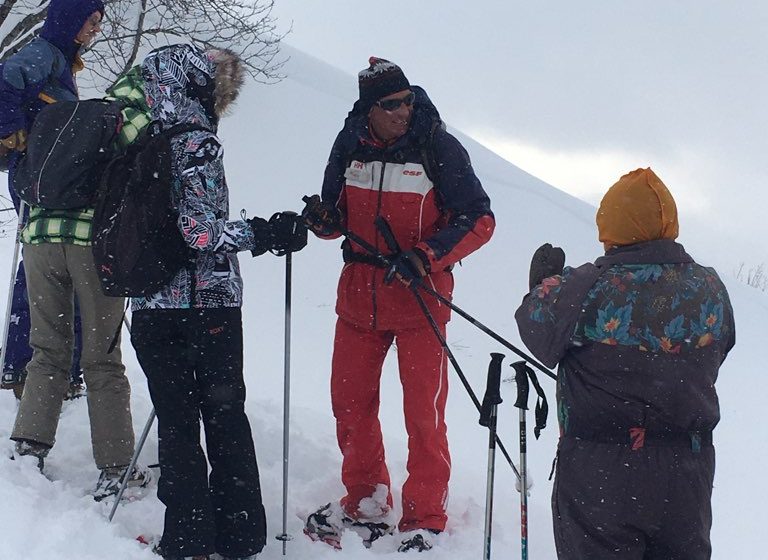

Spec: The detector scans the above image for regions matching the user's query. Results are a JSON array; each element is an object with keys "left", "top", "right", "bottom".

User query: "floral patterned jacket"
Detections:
[{"left": 515, "top": 239, "right": 735, "bottom": 436}]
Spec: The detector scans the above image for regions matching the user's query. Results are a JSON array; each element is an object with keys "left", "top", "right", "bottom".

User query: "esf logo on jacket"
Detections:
[{"left": 344, "top": 160, "right": 433, "bottom": 196}]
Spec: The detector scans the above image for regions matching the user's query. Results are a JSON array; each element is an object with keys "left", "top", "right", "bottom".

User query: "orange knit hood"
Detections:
[{"left": 596, "top": 167, "right": 679, "bottom": 249}]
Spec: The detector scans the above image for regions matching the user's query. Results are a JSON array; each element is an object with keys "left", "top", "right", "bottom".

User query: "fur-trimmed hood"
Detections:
[
  {"left": 141, "top": 43, "right": 245, "bottom": 128},
  {"left": 207, "top": 48, "right": 245, "bottom": 118}
]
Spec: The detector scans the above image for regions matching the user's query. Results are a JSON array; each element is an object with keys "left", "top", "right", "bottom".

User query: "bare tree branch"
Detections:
[
  {"left": 1, "top": 0, "right": 287, "bottom": 88},
  {"left": 1, "top": 0, "right": 23, "bottom": 27},
  {"left": 0, "top": 3, "right": 46, "bottom": 57}
]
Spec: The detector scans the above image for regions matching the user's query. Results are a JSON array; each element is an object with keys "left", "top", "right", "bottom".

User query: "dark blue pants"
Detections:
[
  {"left": 131, "top": 307, "right": 267, "bottom": 558},
  {"left": 553, "top": 437, "right": 715, "bottom": 560}
]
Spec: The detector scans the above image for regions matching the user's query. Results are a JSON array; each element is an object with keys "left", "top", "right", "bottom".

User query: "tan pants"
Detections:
[{"left": 12, "top": 243, "right": 135, "bottom": 468}]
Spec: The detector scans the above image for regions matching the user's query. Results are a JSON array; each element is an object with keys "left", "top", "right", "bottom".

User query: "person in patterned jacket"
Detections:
[
  {"left": 131, "top": 44, "right": 306, "bottom": 560},
  {"left": 515, "top": 168, "right": 735, "bottom": 560},
  {"left": 302, "top": 57, "right": 495, "bottom": 552}
]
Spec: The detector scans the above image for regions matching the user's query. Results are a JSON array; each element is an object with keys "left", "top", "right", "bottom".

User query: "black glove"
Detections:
[
  {"left": 301, "top": 194, "right": 341, "bottom": 236},
  {"left": 248, "top": 216, "right": 272, "bottom": 257},
  {"left": 384, "top": 248, "right": 431, "bottom": 286},
  {"left": 268, "top": 211, "right": 308, "bottom": 256},
  {"left": 528, "top": 243, "right": 565, "bottom": 290}
]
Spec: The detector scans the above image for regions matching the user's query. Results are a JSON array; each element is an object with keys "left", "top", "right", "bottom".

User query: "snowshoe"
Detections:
[
  {"left": 347, "top": 516, "right": 395, "bottom": 548},
  {"left": 63, "top": 380, "right": 86, "bottom": 400},
  {"left": 93, "top": 463, "right": 153, "bottom": 502},
  {"left": 13, "top": 439, "right": 50, "bottom": 471},
  {"left": 397, "top": 530, "right": 437, "bottom": 552},
  {"left": 304, "top": 502, "right": 394, "bottom": 549},
  {"left": 136, "top": 534, "right": 158, "bottom": 547},
  {"left": 304, "top": 502, "right": 344, "bottom": 549}
]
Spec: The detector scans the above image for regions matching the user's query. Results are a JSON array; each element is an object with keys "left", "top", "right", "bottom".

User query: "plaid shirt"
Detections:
[
  {"left": 106, "top": 65, "right": 151, "bottom": 149},
  {"left": 21, "top": 66, "right": 151, "bottom": 246},
  {"left": 21, "top": 207, "right": 94, "bottom": 245}
]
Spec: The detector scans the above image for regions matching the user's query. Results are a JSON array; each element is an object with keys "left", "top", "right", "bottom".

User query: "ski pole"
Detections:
[
  {"left": 511, "top": 361, "right": 532, "bottom": 560},
  {"left": 315, "top": 208, "right": 555, "bottom": 382},
  {"left": 372, "top": 216, "right": 522, "bottom": 481},
  {"left": 479, "top": 353, "right": 505, "bottom": 560},
  {"left": 0, "top": 200, "right": 25, "bottom": 384},
  {"left": 108, "top": 314, "right": 150, "bottom": 522},
  {"left": 109, "top": 407, "right": 155, "bottom": 522},
  {"left": 411, "top": 281, "right": 521, "bottom": 480},
  {"left": 275, "top": 250, "right": 294, "bottom": 554}
]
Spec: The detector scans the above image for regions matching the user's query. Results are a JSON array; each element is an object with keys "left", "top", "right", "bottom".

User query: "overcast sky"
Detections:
[{"left": 271, "top": 1, "right": 768, "bottom": 269}]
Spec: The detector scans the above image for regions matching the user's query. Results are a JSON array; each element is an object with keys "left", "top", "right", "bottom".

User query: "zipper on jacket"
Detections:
[
  {"left": 371, "top": 159, "right": 388, "bottom": 330},
  {"left": 187, "top": 263, "right": 197, "bottom": 308},
  {"left": 37, "top": 101, "right": 81, "bottom": 202}
]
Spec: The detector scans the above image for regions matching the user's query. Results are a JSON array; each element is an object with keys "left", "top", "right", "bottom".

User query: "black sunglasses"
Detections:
[{"left": 375, "top": 91, "right": 416, "bottom": 111}]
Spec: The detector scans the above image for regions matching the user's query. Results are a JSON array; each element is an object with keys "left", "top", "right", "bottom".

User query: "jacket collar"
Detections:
[{"left": 595, "top": 239, "right": 694, "bottom": 267}]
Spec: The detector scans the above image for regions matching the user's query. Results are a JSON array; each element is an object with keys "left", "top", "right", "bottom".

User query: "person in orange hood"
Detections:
[{"left": 515, "top": 168, "right": 735, "bottom": 559}]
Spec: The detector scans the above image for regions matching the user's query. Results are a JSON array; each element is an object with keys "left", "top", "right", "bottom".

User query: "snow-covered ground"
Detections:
[{"left": 0, "top": 44, "right": 764, "bottom": 559}]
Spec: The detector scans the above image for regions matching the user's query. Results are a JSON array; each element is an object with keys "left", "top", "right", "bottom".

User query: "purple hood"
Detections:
[{"left": 40, "top": 0, "right": 104, "bottom": 62}]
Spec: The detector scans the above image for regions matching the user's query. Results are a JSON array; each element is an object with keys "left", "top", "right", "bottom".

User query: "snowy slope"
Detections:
[{"left": 0, "top": 44, "right": 764, "bottom": 559}]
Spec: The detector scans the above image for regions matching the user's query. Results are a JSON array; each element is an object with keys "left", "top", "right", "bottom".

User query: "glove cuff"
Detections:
[{"left": 249, "top": 217, "right": 271, "bottom": 256}]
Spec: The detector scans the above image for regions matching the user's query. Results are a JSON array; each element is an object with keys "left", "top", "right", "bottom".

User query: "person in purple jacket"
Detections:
[
  {"left": 0, "top": 0, "right": 104, "bottom": 397},
  {"left": 515, "top": 167, "right": 735, "bottom": 560}
]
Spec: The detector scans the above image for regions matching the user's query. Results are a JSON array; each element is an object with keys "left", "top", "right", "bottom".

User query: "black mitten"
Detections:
[
  {"left": 269, "top": 211, "right": 308, "bottom": 255},
  {"left": 528, "top": 243, "right": 565, "bottom": 290}
]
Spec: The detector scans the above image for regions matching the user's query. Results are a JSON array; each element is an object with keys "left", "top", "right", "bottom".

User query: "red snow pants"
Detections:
[{"left": 331, "top": 317, "right": 451, "bottom": 533}]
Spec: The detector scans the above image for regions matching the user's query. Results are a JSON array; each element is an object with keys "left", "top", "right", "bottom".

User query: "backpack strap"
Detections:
[
  {"left": 149, "top": 121, "right": 210, "bottom": 306},
  {"left": 152, "top": 121, "right": 212, "bottom": 138},
  {"left": 419, "top": 118, "right": 443, "bottom": 185}
]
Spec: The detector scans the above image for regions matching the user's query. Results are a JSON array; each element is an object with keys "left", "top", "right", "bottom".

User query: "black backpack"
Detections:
[
  {"left": 92, "top": 122, "right": 209, "bottom": 297},
  {"left": 13, "top": 99, "right": 123, "bottom": 209}
]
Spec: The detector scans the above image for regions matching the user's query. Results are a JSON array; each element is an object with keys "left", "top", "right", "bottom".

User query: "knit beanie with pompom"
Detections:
[{"left": 358, "top": 57, "right": 411, "bottom": 112}]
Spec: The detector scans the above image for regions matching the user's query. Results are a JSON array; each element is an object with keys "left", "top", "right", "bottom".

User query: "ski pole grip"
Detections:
[
  {"left": 511, "top": 360, "right": 531, "bottom": 410},
  {"left": 374, "top": 216, "right": 407, "bottom": 285},
  {"left": 479, "top": 352, "right": 505, "bottom": 427}
]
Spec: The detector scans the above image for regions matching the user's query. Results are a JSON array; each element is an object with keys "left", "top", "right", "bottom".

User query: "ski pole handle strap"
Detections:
[
  {"left": 479, "top": 352, "right": 505, "bottom": 427},
  {"left": 512, "top": 361, "right": 549, "bottom": 438},
  {"left": 526, "top": 365, "right": 549, "bottom": 439}
]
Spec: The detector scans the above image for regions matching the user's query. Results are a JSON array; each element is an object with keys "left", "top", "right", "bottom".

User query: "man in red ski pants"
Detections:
[{"left": 302, "top": 57, "right": 494, "bottom": 552}]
